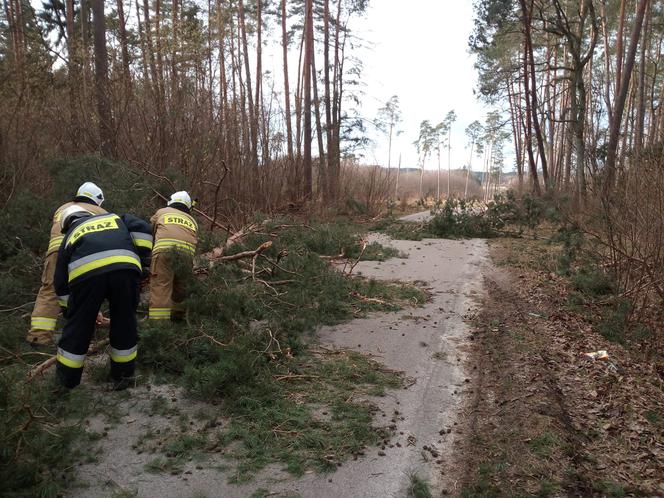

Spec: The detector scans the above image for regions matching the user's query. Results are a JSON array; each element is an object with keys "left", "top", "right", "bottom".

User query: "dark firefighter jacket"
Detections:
[{"left": 54, "top": 213, "right": 153, "bottom": 299}]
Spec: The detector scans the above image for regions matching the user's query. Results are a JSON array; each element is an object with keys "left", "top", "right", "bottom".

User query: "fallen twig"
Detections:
[
  {"left": 0, "top": 301, "right": 35, "bottom": 313},
  {"left": 350, "top": 291, "right": 387, "bottom": 305},
  {"left": 27, "top": 339, "right": 110, "bottom": 380},
  {"left": 273, "top": 374, "right": 320, "bottom": 381},
  {"left": 319, "top": 252, "right": 346, "bottom": 261},
  {"left": 208, "top": 241, "right": 273, "bottom": 264},
  {"left": 197, "top": 330, "right": 227, "bottom": 348},
  {"left": 347, "top": 239, "right": 368, "bottom": 275}
]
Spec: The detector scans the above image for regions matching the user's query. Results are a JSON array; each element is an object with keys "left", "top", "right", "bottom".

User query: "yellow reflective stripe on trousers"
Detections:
[
  {"left": 110, "top": 346, "right": 137, "bottom": 363},
  {"left": 154, "top": 239, "right": 196, "bottom": 254},
  {"left": 57, "top": 348, "right": 85, "bottom": 368},
  {"left": 149, "top": 308, "right": 171, "bottom": 319},
  {"left": 31, "top": 317, "right": 57, "bottom": 331},
  {"left": 48, "top": 236, "right": 64, "bottom": 252},
  {"left": 68, "top": 250, "right": 142, "bottom": 282}
]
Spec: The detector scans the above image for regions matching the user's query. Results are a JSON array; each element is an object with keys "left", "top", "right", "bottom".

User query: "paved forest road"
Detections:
[
  {"left": 72, "top": 213, "right": 490, "bottom": 498},
  {"left": 263, "top": 230, "right": 489, "bottom": 497},
  {"left": 399, "top": 210, "right": 433, "bottom": 223}
]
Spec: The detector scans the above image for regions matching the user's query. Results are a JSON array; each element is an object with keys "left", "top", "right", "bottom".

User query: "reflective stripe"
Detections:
[
  {"left": 153, "top": 239, "right": 196, "bottom": 254},
  {"left": 68, "top": 249, "right": 138, "bottom": 271},
  {"left": 48, "top": 236, "right": 65, "bottom": 252},
  {"left": 57, "top": 348, "right": 85, "bottom": 368},
  {"left": 149, "top": 308, "right": 172, "bottom": 320},
  {"left": 31, "top": 317, "right": 57, "bottom": 331},
  {"left": 57, "top": 294, "right": 69, "bottom": 307},
  {"left": 68, "top": 250, "right": 141, "bottom": 282},
  {"left": 131, "top": 232, "right": 154, "bottom": 250},
  {"left": 65, "top": 214, "right": 120, "bottom": 247},
  {"left": 110, "top": 345, "right": 137, "bottom": 363}
]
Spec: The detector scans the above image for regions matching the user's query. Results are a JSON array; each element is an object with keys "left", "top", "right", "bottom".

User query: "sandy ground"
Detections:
[{"left": 70, "top": 213, "right": 489, "bottom": 498}]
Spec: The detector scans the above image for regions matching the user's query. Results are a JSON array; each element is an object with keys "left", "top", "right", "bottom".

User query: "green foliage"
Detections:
[
  {"left": 0, "top": 157, "right": 426, "bottom": 491},
  {"left": 407, "top": 472, "right": 432, "bottom": 498},
  {"left": 377, "top": 192, "right": 557, "bottom": 241},
  {"left": 428, "top": 198, "right": 501, "bottom": 238},
  {"left": 644, "top": 410, "right": 663, "bottom": 426},
  {"left": 216, "top": 351, "right": 401, "bottom": 482},
  {"left": 529, "top": 432, "right": 559, "bottom": 459},
  {"left": 596, "top": 299, "right": 632, "bottom": 345},
  {"left": 380, "top": 221, "right": 428, "bottom": 241},
  {"left": 46, "top": 155, "right": 164, "bottom": 220},
  {"left": 552, "top": 224, "right": 585, "bottom": 275},
  {"left": 0, "top": 369, "right": 94, "bottom": 497},
  {"left": 265, "top": 220, "right": 401, "bottom": 261},
  {"left": 596, "top": 481, "right": 627, "bottom": 498},
  {"left": 571, "top": 268, "right": 615, "bottom": 297},
  {"left": 134, "top": 222, "right": 423, "bottom": 481},
  {"left": 460, "top": 463, "right": 503, "bottom": 497}
]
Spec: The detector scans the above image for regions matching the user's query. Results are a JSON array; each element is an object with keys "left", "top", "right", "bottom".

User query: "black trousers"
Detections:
[{"left": 56, "top": 270, "right": 140, "bottom": 388}]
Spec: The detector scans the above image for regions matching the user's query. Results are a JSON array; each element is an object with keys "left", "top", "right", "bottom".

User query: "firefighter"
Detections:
[
  {"left": 28, "top": 182, "right": 107, "bottom": 346},
  {"left": 148, "top": 191, "right": 198, "bottom": 321},
  {"left": 53, "top": 206, "right": 153, "bottom": 389}
]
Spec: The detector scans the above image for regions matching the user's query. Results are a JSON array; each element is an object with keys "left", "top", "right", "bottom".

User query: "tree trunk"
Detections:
[
  {"left": 323, "top": 0, "right": 334, "bottom": 200},
  {"left": 327, "top": 0, "right": 343, "bottom": 203},
  {"left": 604, "top": 0, "right": 649, "bottom": 197},
  {"left": 615, "top": 0, "right": 627, "bottom": 97},
  {"left": 91, "top": 0, "right": 115, "bottom": 157},
  {"left": 465, "top": 142, "right": 474, "bottom": 199},
  {"left": 66, "top": 0, "right": 80, "bottom": 150},
  {"left": 154, "top": 0, "right": 165, "bottom": 99},
  {"left": 281, "top": 0, "right": 294, "bottom": 161},
  {"left": 447, "top": 126, "right": 452, "bottom": 197},
  {"left": 217, "top": 0, "right": 228, "bottom": 156},
  {"left": 312, "top": 53, "right": 327, "bottom": 198},
  {"left": 238, "top": 0, "right": 258, "bottom": 168},
  {"left": 302, "top": 0, "right": 314, "bottom": 199},
  {"left": 116, "top": 0, "right": 132, "bottom": 90},
  {"left": 507, "top": 76, "right": 524, "bottom": 191},
  {"left": 254, "top": 0, "right": 262, "bottom": 164},
  {"left": 519, "top": 14, "right": 541, "bottom": 196},
  {"left": 395, "top": 153, "right": 401, "bottom": 199},
  {"left": 171, "top": 0, "right": 179, "bottom": 99},
  {"left": 436, "top": 145, "right": 441, "bottom": 199},
  {"left": 523, "top": 0, "right": 549, "bottom": 188},
  {"left": 634, "top": 0, "right": 650, "bottom": 153}
]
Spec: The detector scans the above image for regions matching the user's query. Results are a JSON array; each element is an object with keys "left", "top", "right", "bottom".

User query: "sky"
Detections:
[{"left": 348, "top": 0, "right": 490, "bottom": 170}]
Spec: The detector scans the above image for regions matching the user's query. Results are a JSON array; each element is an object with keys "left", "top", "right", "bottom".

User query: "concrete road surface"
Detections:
[
  {"left": 71, "top": 215, "right": 489, "bottom": 498},
  {"left": 259, "top": 233, "right": 488, "bottom": 497},
  {"left": 399, "top": 210, "right": 433, "bottom": 223}
]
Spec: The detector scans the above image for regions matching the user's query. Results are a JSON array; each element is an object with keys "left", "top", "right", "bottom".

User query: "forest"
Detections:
[
  {"left": 469, "top": 0, "right": 664, "bottom": 331},
  {"left": 1, "top": 0, "right": 664, "bottom": 496}
]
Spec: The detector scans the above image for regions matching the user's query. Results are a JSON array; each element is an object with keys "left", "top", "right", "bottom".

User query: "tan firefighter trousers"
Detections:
[
  {"left": 29, "top": 252, "right": 63, "bottom": 344},
  {"left": 148, "top": 252, "right": 190, "bottom": 320}
]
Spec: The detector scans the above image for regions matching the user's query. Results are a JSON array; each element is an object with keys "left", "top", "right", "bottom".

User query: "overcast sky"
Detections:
[{"left": 349, "top": 0, "right": 490, "bottom": 170}]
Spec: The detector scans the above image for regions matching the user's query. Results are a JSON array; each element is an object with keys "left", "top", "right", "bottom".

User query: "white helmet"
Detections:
[
  {"left": 61, "top": 205, "right": 93, "bottom": 233},
  {"left": 76, "top": 182, "right": 105, "bottom": 206},
  {"left": 168, "top": 191, "right": 192, "bottom": 209}
]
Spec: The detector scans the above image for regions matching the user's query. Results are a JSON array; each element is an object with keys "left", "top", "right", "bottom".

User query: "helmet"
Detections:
[
  {"left": 167, "top": 191, "right": 192, "bottom": 209},
  {"left": 61, "top": 206, "right": 93, "bottom": 233},
  {"left": 76, "top": 182, "right": 105, "bottom": 206}
]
